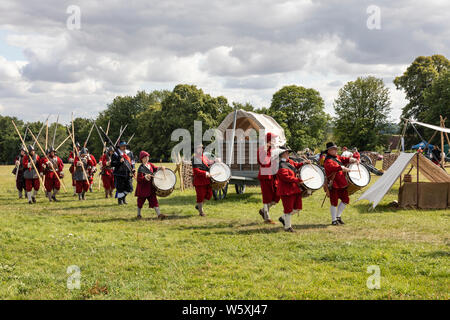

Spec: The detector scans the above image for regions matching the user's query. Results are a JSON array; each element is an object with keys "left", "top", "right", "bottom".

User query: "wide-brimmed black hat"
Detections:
[
  {"left": 278, "top": 145, "right": 293, "bottom": 155},
  {"left": 326, "top": 142, "right": 338, "bottom": 150}
]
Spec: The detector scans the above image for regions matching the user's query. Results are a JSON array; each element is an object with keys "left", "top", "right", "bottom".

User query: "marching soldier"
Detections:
[
  {"left": 99, "top": 147, "right": 115, "bottom": 198},
  {"left": 73, "top": 148, "right": 94, "bottom": 200},
  {"left": 22, "top": 145, "right": 41, "bottom": 204},
  {"left": 13, "top": 146, "right": 27, "bottom": 199},
  {"left": 68, "top": 142, "right": 81, "bottom": 196},
  {"left": 276, "top": 146, "right": 310, "bottom": 232},
  {"left": 135, "top": 151, "right": 167, "bottom": 220},
  {"left": 256, "top": 132, "right": 280, "bottom": 224},
  {"left": 85, "top": 148, "right": 97, "bottom": 192},
  {"left": 111, "top": 141, "right": 135, "bottom": 205},
  {"left": 41, "top": 148, "right": 64, "bottom": 202},
  {"left": 323, "top": 142, "right": 358, "bottom": 225},
  {"left": 192, "top": 144, "right": 216, "bottom": 216}
]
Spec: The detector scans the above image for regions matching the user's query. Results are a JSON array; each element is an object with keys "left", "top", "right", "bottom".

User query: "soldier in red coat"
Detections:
[
  {"left": 40, "top": 148, "right": 64, "bottom": 202},
  {"left": 85, "top": 149, "right": 97, "bottom": 192},
  {"left": 68, "top": 142, "right": 81, "bottom": 195},
  {"left": 99, "top": 147, "right": 115, "bottom": 198},
  {"left": 13, "top": 146, "right": 27, "bottom": 199},
  {"left": 276, "top": 146, "right": 310, "bottom": 232},
  {"left": 192, "top": 144, "right": 216, "bottom": 216},
  {"left": 323, "top": 142, "right": 358, "bottom": 225},
  {"left": 22, "top": 145, "right": 41, "bottom": 204},
  {"left": 135, "top": 151, "right": 167, "bottom": 220},
  {"left": 73, "top": 148, "right": 94, "bottom": 200},
  {"left": 256, "top": 132, "right": 280, "bottom": 224}
]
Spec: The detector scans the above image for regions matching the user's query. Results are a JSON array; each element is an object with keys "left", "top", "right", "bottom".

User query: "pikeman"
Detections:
[
  {"left": 68, "top": 142, "right": 81, "bottom": 196},
  {"left": 192, "top": 143, "right": 216, "bottom": 216},
  {"left": 99, "top": 146, "right": 115, "bottom": 198},
  {"left": 135, "top": 151, "right": 167, "bottom": 220},
  {"left": 85, "top": 148, "right": 97, "bottom": 192},
  {"left": 256, "top": 132, "right": 280, "bottom": 224},
  {"left": 276, "top": 146, "right": 310, "bottom": 232},
  {"left": 41, "top": 147, "right": 64, "bottom": 202},
  {"left": 73, "top": 148, "right": 94, "bottom": 200},
  {"left": 323, "top": 142, "right": 358, "bottom": 225},
  {"left": 111, "top": 141, "right": 135, "bottom": 205},
  {"left": 22, "top": 145, "right": 41, "bottom": 204},
  {"left": 13, "top": 146, "right": 27, "bottom": 199}
]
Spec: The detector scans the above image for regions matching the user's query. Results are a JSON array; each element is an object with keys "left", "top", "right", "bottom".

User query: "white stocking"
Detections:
[
  {"left": 284, "top": 213, "right": 292, "bottom": 229},
  {"left": 337, "top": 202, "right": 347, "bottom": 218},
  {"left": 263, "top": 204, "right": 270, "bottom": 220},
  {"left": 330, "top": 206, "right": 337, "bottom": 222},
  {"left": 154, "top": 207, "right": 161, "bottom": 216}
]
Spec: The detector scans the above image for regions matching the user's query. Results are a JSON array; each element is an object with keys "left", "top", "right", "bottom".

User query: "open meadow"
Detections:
[{"left": 0, "top": 163, "right": 448, "bottom": 300}]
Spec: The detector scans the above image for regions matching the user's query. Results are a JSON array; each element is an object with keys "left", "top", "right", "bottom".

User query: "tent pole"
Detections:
[
  {"left": 416, "top": 153, "right": 419, "bottom": 209},
  {"left": 440, "top": 116, "right": 445, "bottom": 168}
]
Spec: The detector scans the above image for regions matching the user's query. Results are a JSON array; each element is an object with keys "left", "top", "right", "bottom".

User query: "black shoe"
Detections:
[
  {"left": 284, "top": 227, "right": 295, "bottom": 233},
  {"left": 278, "top": 216, "right": 285, "bottom": 226},
  {"left": 259, "top": 209, "right": 265, "bottom": 221},
  {"left": 195, "top": 204, "right": 198, "bottom": 210},
  {"left": 32, "top": 197, "right": 36, "bottom": 203},
  {"left": 122, "top": 198, "right": 127, "bottom": 205},
  {"left": 337, "top": 217, "right": 345, "bottom": 225},
  {"left": 137, "top": 214, "right": 142, "bottom": 220},
  {"left": 52, "top": 196, "right": 59, "bottom": 202},
  {"left": 118, "top": 198, "right": 123, "bottom": 205},
  {"left": 29, "top": 200, "right": 32, "bottom": 204},
  {"left": 331, "top": 220, "right": 339, "bottom": 226}
]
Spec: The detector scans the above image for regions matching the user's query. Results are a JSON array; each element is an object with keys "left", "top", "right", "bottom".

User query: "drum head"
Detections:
[
  {"left": 347, "top": 163, "right": 370, "bottom": 187},
  {"left": 209, "top": 163, "right": 231, "bottom": 183},
  {"left": 153, "top": 168, "right": 176, "bottom": 191},
  {"left": 300, "top": 164, "right": 325, "bottom": 190}
]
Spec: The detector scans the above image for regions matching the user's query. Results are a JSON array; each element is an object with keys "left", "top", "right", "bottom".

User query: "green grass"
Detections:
[{"left": 0, "top": 163, "right": 448, "bottom": 300}]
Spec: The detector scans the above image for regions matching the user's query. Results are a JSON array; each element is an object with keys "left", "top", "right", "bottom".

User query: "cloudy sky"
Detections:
[{"left": 0, "top": 0, "right": 449, "bottom": 123}]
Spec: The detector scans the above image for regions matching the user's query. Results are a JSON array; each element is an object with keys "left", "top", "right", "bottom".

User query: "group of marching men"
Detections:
[{"left": 14, "top": 131, "right": 362, "bottom": 232}]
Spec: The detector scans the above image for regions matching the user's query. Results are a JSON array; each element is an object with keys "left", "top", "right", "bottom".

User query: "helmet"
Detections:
[
  {"left": 107, "top": 146, "right": 115, "bottom": 153},
  {"left": 119, "top": 141, "right": 128, "bottom": 147},
  {"left": 19, "top": 145, "right": 26, "bottom": 152},
  {"left": 48, "top": 147, "right": 56, "bottom": 154},
  {"left": 27, "top": 145, "right": 35, "bottom": 153},
  {"left": 75, "top": 142, "right": 81, "bottom": 148},
  {"left": 80, "top": 148, "right": 88, "bottom": 155}
]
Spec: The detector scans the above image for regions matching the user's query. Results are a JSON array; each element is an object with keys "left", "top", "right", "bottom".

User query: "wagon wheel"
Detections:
[
  {"left": 235, "top": 184, "right": 246, "bottom": 194},
  {"left": 213, "top": 183, "right": 228, "bottom": 200},
  {"left": 360, "top": 154, "right": 373, "bottom": 166}
]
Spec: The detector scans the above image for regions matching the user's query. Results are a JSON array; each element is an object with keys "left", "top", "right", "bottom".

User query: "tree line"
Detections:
[{"left": 0, "top": 54, "right": 448, "bottom": 164}]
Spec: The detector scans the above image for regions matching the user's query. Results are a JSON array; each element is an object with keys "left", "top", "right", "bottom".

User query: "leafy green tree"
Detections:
[
  {"left": 422, "top": 70, "right": 450, "bottom": 135},
  {"left": 0, "top": 115, "right": 24, "bottom": 164},
  {"left": 268, "top": 85, "right": 331, "bottom": 151},
  {"left": 394, "top": 55, "right": 450, "bottom": 120},
  {"left": 333, "top": 76, "right": 391, "bottom": 150}
]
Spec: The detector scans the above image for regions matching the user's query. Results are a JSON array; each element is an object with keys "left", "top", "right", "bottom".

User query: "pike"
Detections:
[
  {"left": 55, "top": 132, "right": 72, "bottom": 151},
  {"left": 71, "top": 113, "right": 89, "bottom": 182},
  {"left": 28, "top": 128, "right": 67, "bottom": 193},
  {"left": 23, "top": 124, "right": 29, "bottom": 143},
  {"left": 127, "top": 132, "right": 135, "bottom": 145},
  {"left": 52, "top": 115, "right": 59, "bottom": 149},
  {"left": 11, "top": 120, "right": 46, "bottom": 195},
  {"left": 83, "top": 121, "right": 95, "bottom": 148},
  {"left": 32, "top": 114, "right": 50, "bottom": 148},
  {"left": 45, "top": 118, "right": 49, "bottom": 151},
  {"left": 114, "top": 124, "right": 128, "bottom": 146}
]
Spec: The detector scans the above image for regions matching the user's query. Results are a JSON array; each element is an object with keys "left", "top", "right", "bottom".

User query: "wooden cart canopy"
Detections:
[{"left": 217, "top": 109, "right": 286, "bottom": 145}]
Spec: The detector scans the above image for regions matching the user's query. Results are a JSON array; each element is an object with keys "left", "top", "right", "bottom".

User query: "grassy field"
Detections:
[{"left": 0, "top": 163, "right": 448, "bottom": 300}]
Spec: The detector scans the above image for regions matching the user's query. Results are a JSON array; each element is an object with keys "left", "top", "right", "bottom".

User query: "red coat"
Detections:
[
  {"left": 353, "top": 151, "right": 360, "bottom": 161},
  {"left": 276, "top": 159, "right": 304, "bottom": 196},
  {"left": 40, "top": 155, "right": 64, "bottom": 179},
  {"left": 324, "top": 154, "right": 350, "bottom": 189},
  {"left": 100, "top": 154, "right": 114, "bottom": 176},
  {"left": 22, "top": 154, "right": 41, "bottom": 177},
  {"left": 257, "top": 145, "right": 277, "bottom": 180},
  {"left": 135, "top": 163, "right": 159, "bottom": 197},
  {"left": 192, "top": 154, "right": 214, "bottom": 186}
]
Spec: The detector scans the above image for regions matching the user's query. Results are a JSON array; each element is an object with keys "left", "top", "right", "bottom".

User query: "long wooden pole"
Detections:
[
  {"left": 440, "top": 116, "right": 445, "bottom": 168},
  {"left": 55, "top": 133, "right": 72, "bottom": 152},
  {"left": 28, "top": 128, "right": 67, "bottom": 193},
  {"left": 45, "top": 119, "right": 49, "bottom": 151},
  {"left": 70, "top": 115, "right": 88, "bottom": 182},
  {"left": 11, "top": 120, "right": 46, "bottom": 195}
]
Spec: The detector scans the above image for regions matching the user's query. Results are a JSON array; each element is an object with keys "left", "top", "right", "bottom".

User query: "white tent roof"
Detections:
[
  {"left": 409, "top": 120, "right": 450, "bottom": 133},
  {"left": 217, "top": 109, "right": 286, "bottom": 145},
  {"left": 357, "top": 152, "right": 415, "bottom": 209}
]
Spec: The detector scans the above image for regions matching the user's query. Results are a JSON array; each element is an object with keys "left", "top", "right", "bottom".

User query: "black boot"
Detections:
[
  {"left": 122, "top": 196, "right": 128, "bottom": 205},
  {"left": 337, "top": 217, "right": 345, "bottom": 225},
  {"left": 118, "top": 198, "right": 123, "bottom": 205},
  {"left": 82, "top": 192, "right": 86, "bottom": 200}
]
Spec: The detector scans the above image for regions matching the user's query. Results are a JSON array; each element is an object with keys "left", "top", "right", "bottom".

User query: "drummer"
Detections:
[
  {"left": 135, "top": 151, "right": 167, "bottom": 220},
  {"left": 257, "top": 132, "right": 280, "bottom": 224},
  {"left": 276, "top": 146, "right": 311, "bottom": 232},
  {"left": 323, "top": 142, "right": 358, "bottom": 226},
  {"left": 192, "top": 143, "right": 217, "bottom": 217}
]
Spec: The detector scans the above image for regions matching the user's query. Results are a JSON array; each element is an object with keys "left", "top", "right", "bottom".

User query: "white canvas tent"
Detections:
[{"left": 358, "top": 152, "right": 450, "bottom": 209}]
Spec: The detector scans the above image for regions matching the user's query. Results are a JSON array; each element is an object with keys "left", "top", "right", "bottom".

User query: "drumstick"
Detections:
[{"left": 300, "top": 156, "right": 319, "bottom": 173}]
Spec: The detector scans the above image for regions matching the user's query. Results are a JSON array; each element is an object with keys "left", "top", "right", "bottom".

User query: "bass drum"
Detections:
[
  {"left": 209, "top": 162, "right": 231, "bottom": 191},
  {"left": 346, "top": 163, "right": 371, "bottom": 195},
  {"left": 299, "top": 164, "right": 325, "bottom": 198},
  {"left": 152, "top": 168, "right": 177, "bottom": 197}
]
